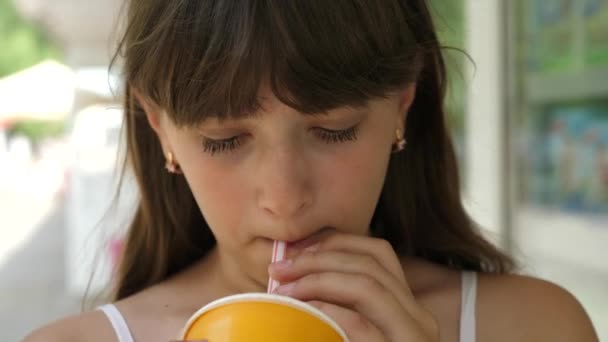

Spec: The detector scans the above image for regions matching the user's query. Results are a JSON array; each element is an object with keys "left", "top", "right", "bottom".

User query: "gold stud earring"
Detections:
[
  {"left": 165, "top": 152, "right": 182, "bottom": 174},
  {"left": 392, "top": 129, "right": 407, "bottom": 153}
]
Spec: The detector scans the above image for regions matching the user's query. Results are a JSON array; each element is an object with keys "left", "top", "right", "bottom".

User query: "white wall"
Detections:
[{"left": 463, "top": 0, "right": 507, "bottom": 246}]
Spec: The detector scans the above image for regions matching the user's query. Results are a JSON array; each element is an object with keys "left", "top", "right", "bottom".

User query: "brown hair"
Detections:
[{"left": 111, "top": 0, "right": 514, "bottom": 300}]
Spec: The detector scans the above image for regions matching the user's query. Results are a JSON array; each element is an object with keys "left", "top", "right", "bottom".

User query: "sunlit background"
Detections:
[{"left": 1, "top": 0, "right": 606, "bottom": 340}]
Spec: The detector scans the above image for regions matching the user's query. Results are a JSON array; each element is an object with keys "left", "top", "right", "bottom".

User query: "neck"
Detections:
[{"left": 400, "top": 256, "right": 454, "bottom": 295}]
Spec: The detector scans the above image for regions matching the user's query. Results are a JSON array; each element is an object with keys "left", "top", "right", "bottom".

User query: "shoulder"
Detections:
[
  {"left": 22, "top": 309, "right": 116, "bottom": 342},
  {"left": 477, "top": 273, "right": 599, "bottom": 342}
]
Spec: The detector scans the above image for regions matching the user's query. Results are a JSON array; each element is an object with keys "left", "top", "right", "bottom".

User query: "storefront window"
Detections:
[{"left": 513, "top": 0, "right": 608, "bottom": 338}]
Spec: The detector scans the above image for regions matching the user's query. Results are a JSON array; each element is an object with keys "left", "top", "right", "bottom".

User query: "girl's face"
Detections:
[{"left": 143, "top": 85, "right": 415, "bottom": 286}]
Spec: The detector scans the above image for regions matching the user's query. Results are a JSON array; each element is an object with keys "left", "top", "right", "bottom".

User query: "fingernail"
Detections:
[
  {"left": 271, "top": 259, "right": 292, "bottom": 270},
  {"left": 274, "top": 282, "right": 295, "bottom": 295}
]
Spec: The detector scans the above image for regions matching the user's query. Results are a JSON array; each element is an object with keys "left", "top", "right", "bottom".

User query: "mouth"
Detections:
[
  {"left": 285, "top": 226, "right": 335, "bottom": 248},
  {"left": 262, "top": 227, "right": 336, "bottom": 248}
]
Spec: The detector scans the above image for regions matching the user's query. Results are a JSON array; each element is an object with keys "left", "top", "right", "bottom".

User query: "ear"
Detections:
[
  {"left": 131, "top": 87, "right": 171, "bottom": 154},
  {"left": 131, "top": 87, "right": 163, "bottom": 134},
  {"left": 396, "top": 83, "right": 417, "bottom": 130}
]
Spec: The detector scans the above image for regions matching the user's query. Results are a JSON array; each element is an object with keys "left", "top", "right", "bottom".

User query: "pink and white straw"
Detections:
[{"left": 267, "top": 240, "right": 286, "bottom": 293}]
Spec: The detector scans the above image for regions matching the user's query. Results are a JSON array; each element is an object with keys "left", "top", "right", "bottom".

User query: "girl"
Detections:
[{"left": 26, "top": 0, "right": 598, "bottom": 341}]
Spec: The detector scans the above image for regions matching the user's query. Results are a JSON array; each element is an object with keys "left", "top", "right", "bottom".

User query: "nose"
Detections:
[{"left": 256, "top": 145, "right": 314, "bottom": 220}]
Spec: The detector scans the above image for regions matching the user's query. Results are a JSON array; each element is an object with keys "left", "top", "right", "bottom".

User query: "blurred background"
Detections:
[{"left": 0, "top": 0, "right": 606, "bottom": 340}]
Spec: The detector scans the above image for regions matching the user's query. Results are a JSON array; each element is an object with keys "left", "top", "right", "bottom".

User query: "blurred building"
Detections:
[
  {"left": 465, "top": 1, "right": 608, "bottom": 338},
  {"left": 10, "top": 0, "right": 128, "bottom": 297}
]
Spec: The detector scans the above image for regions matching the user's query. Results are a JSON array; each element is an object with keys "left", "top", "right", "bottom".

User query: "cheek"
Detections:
[
  {"left": 181, "top": 159, "right": 248, "bottom": 240},
  {"left": 169, "top": 130, "right": 250, "bottom": 242},
  {"left": 319, "top": 143, "right": 390, "bottom": 233}
]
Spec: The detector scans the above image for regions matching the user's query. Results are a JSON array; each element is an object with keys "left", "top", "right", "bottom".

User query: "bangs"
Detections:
[{"left": 126, "top": 0, "right": 424, "bottom": 126}]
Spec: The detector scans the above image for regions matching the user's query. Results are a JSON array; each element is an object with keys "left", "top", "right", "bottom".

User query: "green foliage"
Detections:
[
  {"left": 428, "top": 0, "right": 468, "bottom": 180},
  {"left": 429, "top": 0, "right": 466, "bottom": 48},
  {"left": 9, "top": 119, "right": 67, "bottom": 144},
  {"left": 429, "top": 0, "right": 468, "bottom": 134},
  {"left": 0, "top": 0, "right": 62, "bottom": 77}
]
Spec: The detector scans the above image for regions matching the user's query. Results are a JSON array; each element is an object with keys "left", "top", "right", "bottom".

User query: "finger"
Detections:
[
  {"left": 306, "top": 300, "right": 384, "bottom": 342},
  {"left": 287, "top": 233, "right": 407, "bottom": 284},
  {"left": 273, "top": 271, "right": 419, "bottom": 340},
  {"left": 269, "top": 250, "right": 415, "bottom": 315}
]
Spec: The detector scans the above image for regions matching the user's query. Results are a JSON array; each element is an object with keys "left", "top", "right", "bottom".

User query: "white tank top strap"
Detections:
[
  {"left": 460, "top": 271, "right": 477, "bottom": 342},
  {"left": 98, "top": 303, "right": 135, "bottom": 342}
]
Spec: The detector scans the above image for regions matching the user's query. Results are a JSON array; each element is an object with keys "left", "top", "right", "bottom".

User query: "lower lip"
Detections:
[{"left": 286, "top": 239, "right": 314, "bottom": 249}]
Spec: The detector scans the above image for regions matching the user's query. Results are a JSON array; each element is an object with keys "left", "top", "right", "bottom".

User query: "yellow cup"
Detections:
[{"left": 179, "top": 293, "right": 349, "bottom": 341}]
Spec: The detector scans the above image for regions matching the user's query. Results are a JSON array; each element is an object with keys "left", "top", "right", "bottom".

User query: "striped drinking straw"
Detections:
[{"left": 267, "top": 240, "right": 286, "bottom": 293}]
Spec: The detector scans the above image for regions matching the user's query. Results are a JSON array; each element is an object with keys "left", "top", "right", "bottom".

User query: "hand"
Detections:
[{"left": 268, "top": 233, "right": 440, "bottom": 342}]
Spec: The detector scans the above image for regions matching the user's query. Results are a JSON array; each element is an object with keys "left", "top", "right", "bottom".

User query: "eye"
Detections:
[
  {"left": 314, "top": 124, "right": 360, "bottom": 144},
  {"left": 201, "top": 136, "right": 244, "bottom": 156},
  {"left": 201, "top": 124, "right": 360, "bottom": 156}
]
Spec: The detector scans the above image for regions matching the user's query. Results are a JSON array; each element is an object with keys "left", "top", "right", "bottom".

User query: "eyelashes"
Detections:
[
  {"left": 202, "top": 137, "right": 241, "bottom": 155},
  {"left": 313, "top": 125, "right": 359, "bottom": 144},
  {"left": 201, "top": 125, "right": 360, "bottom": 156}
]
